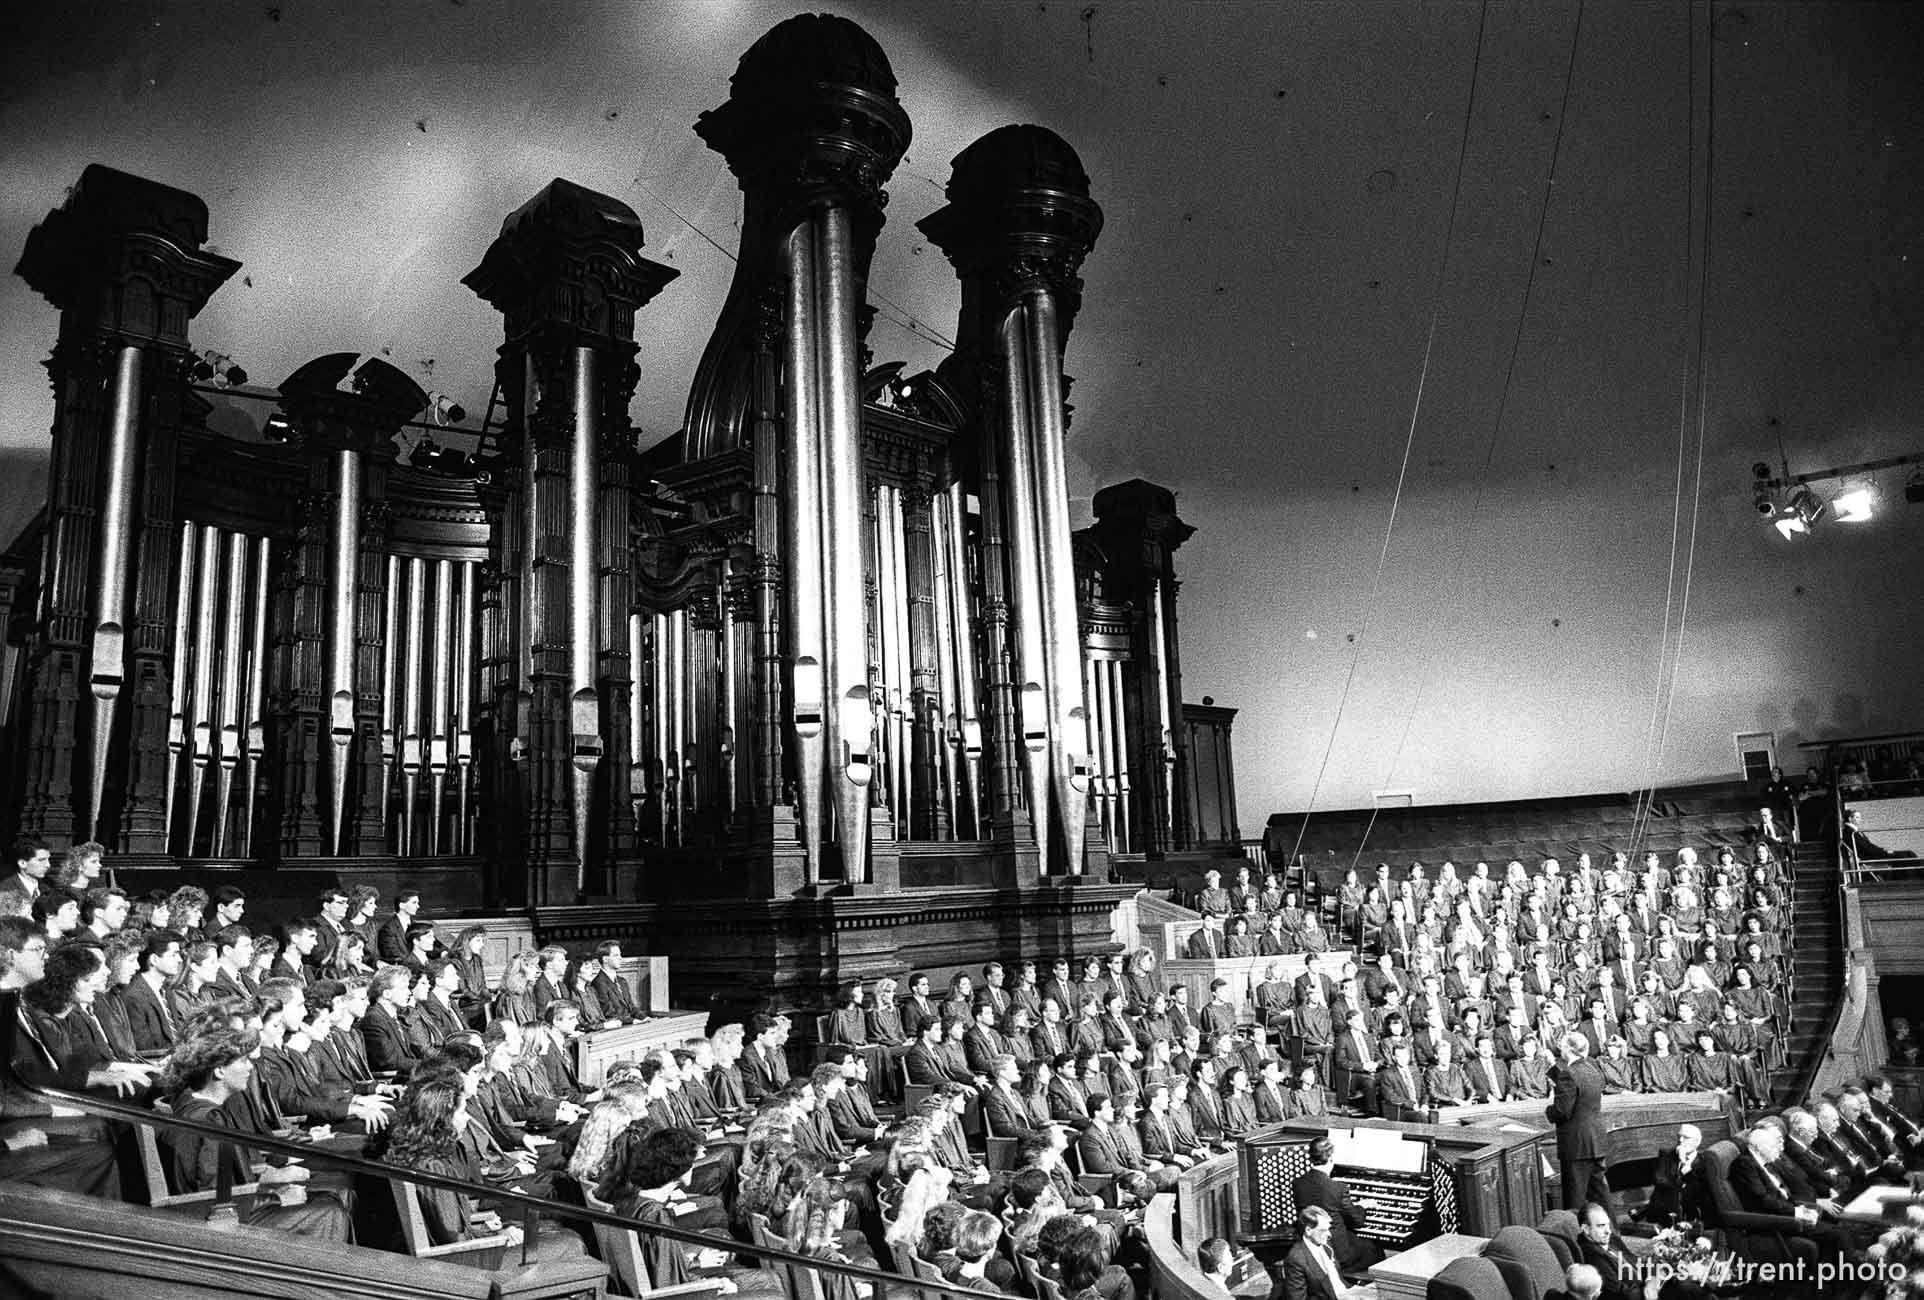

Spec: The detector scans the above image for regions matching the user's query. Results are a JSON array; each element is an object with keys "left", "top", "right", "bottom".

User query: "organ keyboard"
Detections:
[{"left": 1242, "top": 1124, "right": 1450, "bottom": 1251}]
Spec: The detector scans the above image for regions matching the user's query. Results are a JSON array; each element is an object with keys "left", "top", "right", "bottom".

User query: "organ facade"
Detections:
[{"left": 0, "top": 14, "right": 1240, "bottom": 1011}]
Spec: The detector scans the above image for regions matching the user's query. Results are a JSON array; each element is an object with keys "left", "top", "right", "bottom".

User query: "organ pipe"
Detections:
[
  {"left": 455, "top": 561, "right": 475, "bottom": 853},
  {"left": 401, "top": 555, "right": 427, "bottom": 857},
  {"left": 884, "top": 486, "right": 912, "bottom": 826},
  {"left": 629, "top": 611, "right": 646, "bottom": 832},
  {"left": 87, "top": 343, "right": 144, "bottom": 838},
  {"left": 943, "top": 482, "right": 983, "bottom": 837},
  {"left": 1108, "top": 658, "right": 1131, "bottom": 854},
  {"left": 1022, "top": 291, "right": 1091, "bottom": 873},
  {"left": 997, "top": 315, "right": 1053, "bottom": 842},
  {"left": 817, "top": 207, "right": 873, "bottom": 880},
  {"left": 185, "top": 523, "right": 219, "bottom": 855},
  {"left": 429, "top": 557, "right": 454, "bottom": 856},
  {"left": 212, "top": 530, "right": 247, "bottom": 855},
  {"left": 164, "top": 522, "right": 196, "bottom": 848},
  {"left": 568, "top": 345, "right": 601, "bottom": 894},
  {"left": 242, "top": 533, "right": 270, "bottom": 859},
  {"left": 929, "top": 498, "right": 961, "bottom": 837},
  {"left": 379, "top": 554, "right": 400, "bottom": 847},
  {"left": 326, "top": 449, "right": 361, "bottom": 854},
  {"left": 782, "top": 224, "right": 826, "bottom": 880}
]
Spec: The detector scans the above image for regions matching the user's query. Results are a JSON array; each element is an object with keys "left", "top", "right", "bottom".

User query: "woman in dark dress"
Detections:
[
  {"left": 1639, "top": 1028, "right": 1688, "bottom": 1092},
  {"left": 160, "top": 1028, "right": 350, "bottom": 1239}
]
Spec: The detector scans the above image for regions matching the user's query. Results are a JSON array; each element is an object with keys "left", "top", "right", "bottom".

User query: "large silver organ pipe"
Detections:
[
  {"left": 167, "top": 521, "right": 274, "bottom": 857},
  {"left": 212, "top": 531, "right": 247, "bottom": 855},
  {"left": 454, "top": 561, "right": 475, "bottom": 853},
  {"left": 164, "top": 523, "right": 196, "bottom": 846},
  {"left": 817, "top": 207, "right": 873, "bottom": 880},
  {"left": 429, "top": 557, "right": 455, "bottom": 855},
  {"left": 400, "top": 555, "right": 427, "bottom": 856},
  {"left": 325, "top": 449, "right": 361, "bottom": 854},
  {"left": 997, "top": 315, "right": 1053, "bottom": 841},
  {"left": 568, "top": 344, "right": 602, "bottom": 895},
  {"left": 87, "top": 343, "right": 144, "bottom": 838},
  {"left": 782, "top": 224, "right": 826, "bottom": 880},
  {"left": 942, "top": 483, "right": 983, "bottom": 838},
  {"left": 1022, "top": 291, "right": 1091, "bottom": 873}
]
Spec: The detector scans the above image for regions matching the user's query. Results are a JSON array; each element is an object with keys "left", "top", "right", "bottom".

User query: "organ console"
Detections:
[
  {"left": 1236, "top": 1087, "right": 1735, "bottom": 1248},
  {"left": 1242, "top": 1125, "right": 1451, "bottom": 1250}
]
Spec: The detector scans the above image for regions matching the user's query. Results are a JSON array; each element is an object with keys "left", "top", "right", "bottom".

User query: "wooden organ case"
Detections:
[{"left": 1241, "top": 1126, "right": 1453, "bottom": 1250}]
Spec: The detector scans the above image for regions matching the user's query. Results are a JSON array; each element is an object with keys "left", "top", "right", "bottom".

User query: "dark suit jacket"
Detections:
[
  {"left": 1546, "top": 1058, "right": 1605, "bottom": 1160},
  {"left": 116, "top": 977, "right": 175, "bottom": 1054},
  {"left": 1271, "top": 1241, "right": 1343, "bottom": 1300},
  {"left": 1729, "top": 1148, "right": 1799, "bottom": 1217},
  {"left": 1579, "top": 1232, "right": 1640, "bottom": 1300},
  {"left": 1291, "top": 1169, "right": 1369, "bottom": 1272},
  {"left": 359, "top": 1000, "right": 418, "bottom": 1074},
  {"left": 589, "top": 970, "right": 640, "bottom": 1022},
  {"left": 984, "top": 1084, "right": 1035, "bottom": 1138},
  {"left": 374, "top": 915, "right": 411, "bottom": 964}
]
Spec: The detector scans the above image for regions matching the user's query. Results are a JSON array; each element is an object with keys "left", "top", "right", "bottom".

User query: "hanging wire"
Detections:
[
  {"left": 1287, "top": 0, "right": 1493, "bottom": 872},
  {"left": 1628, "top": 0, "right": 1715, "bottom": 861},
  {"left": 1349, "top": 0, "right": 1591, "bottom": 875}
]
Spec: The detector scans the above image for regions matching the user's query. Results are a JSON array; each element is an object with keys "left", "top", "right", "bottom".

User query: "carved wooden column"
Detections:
[
  {"left": 11, "top": 166, "right": 239, "bottom": 850},
  {"left": 273, "top": 355, "right": 423, "bottom": 857},
  {"left": 920, "top": 126, "right": 1104, "bottom": 877},
  {"left": 465, "top": 180, "right": 676, "bottom": 904},
  {"left": 901, "top": 472, "right": 948, "bottom": 839},
  {"left": 1083, "top": 480, "right": 1194, "bottom": 859}
]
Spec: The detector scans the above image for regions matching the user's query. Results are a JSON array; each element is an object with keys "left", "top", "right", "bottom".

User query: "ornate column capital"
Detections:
[
  {"left": 463, "top": 180, "right": 677, "bottom": 346},
  {"left": 694, "top": 13, "right": 911, "bottom": 234},
  {"left": 15, "top": 164, "right": 241, "bottom": 349}
]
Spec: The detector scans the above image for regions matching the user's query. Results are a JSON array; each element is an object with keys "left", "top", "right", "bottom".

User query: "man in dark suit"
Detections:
[
  {"left": 1866, "top": 1075, "right": 1924, "bottom": 1167},
  {"left": 1577, "top": 1201, "right": 1640, "bottom": 1300},
  {"left": 374, "top": 891, "right": 421, "bottom": 964},
  {"left": 1638, "top": 1123, "right": 1708, "bottom": 1227},
  {"left": 1728, "top": 1124, "right": 1845, "bottom": 1264},
  {"left": 1272, "top": 1204, "right": 1350, "bottom": 1300},
  {"left": 586, "top": 940, "right": 643, "bottom": 1024},
  {"left": 359, "top": 966, "right": 420, "bottom": 1075},
  {"left": 1186, "top": 916, "right": 1225, "bottom": 960},
  {"left": 1291, "top": 1137, "right": 1379, "bottom": 1275},
  {"left": 1546, "top": 1032, "right": 1610, "bottom": 1212},
  {"left": 309, "top": 888, "right": 351, "bottom": 978}
]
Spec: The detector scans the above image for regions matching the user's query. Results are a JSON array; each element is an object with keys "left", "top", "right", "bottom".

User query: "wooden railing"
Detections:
[{"left": 1145, "top": 1154, "right": 1243, "bottom": 1300}]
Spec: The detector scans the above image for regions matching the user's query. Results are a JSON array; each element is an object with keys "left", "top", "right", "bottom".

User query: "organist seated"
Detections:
[{"left": 1291, "top": 1137, "right": 1382, "bottom": 1276}]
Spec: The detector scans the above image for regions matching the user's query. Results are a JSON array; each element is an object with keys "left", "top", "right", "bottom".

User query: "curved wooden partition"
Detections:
[{"left": 1146, "top": 1153, "right": 1243, "bottom": 1300}]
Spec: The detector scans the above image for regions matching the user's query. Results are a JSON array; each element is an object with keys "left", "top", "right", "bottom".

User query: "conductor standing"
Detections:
[{"left": 1547, "top": 1031, "right": 1611, "bottom": 1213}]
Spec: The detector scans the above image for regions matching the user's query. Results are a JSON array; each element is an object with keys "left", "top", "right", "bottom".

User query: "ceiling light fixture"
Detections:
[
  {"left": 1832, "top": 485, "right": 1874, "bottom": 523},
  {"left": 191, "top": 349, "right": 247, "bottom": 388}
]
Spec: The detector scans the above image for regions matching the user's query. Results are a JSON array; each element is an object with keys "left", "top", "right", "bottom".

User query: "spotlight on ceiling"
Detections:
[
  {"left": 1773, "top": 486, "right": 1826, "bottom": 539},
  {"left": 191, "top": 349, "right": 247, "bottom": 388},
  {"left": 425, "top": 392, "right": 466, "bottom": 425},
  {"left": 1832, "top": 485, "right": 1875, "bottom": 524},
  {"left": 261, "top": 412, "right": 294, "bottom": 443}
]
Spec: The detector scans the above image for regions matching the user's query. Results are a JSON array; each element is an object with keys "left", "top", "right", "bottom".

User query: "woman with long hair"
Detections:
[
  {"left": 450, "top": 926, "right": 490, "bottom": 1029},
  {"left": 167, "top": 940, "right": 222, "bottom": 1028},
  {"left": 492, "top": 957, "right": 539, "bottom": 1026},
  {"left": 165, "top": 1028, "right": 349, "bottom": 1239},
  {"left": 566, "top": 1086, "right": 652, "bottom": 1190},
  {"left": 381, "top": 1064, "right": 581, "bottom": 1259}
]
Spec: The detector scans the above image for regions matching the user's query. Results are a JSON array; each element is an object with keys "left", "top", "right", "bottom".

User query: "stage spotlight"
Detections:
[
  {"left": 191, "top": 349, "right": 247, "bottom": 387},
  {"left": 261, "top": 412, "right": 294, "bottom": 443},
  {"left": 424, "top": 392, "right": 466, "bottom": 425},
  {"left": 1833, "top": 486, "right": 1874, "bottom": 523},
  {"left": 409, "top": 434, "right": 471, "bottom": 475},
  {"left": 1774, "top": 486, "right": 1826, "bottom": 539}
]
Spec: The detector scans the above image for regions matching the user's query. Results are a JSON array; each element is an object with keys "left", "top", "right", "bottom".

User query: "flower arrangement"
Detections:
[
  {"left": 1640, "top": 1223, "right": 1732, "bottom": 1293},
  {"left": 1866, "top": 1203, "right": 1924, "bottom": 1299}
]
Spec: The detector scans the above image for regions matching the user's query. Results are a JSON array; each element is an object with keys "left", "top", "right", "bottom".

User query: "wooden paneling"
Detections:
[
  {"left": 1860, "top": 883, "right": 1924, "bottom": 974},
  {"left": 574, "top": 1010, "right": 710, "bottom": 1086}
]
